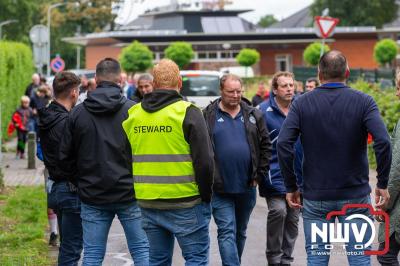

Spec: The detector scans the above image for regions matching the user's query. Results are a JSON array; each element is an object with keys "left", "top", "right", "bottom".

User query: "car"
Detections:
[
  {"left": 219, "top": 66, "right": 254, "bottom": 78},
  {"left": 46, "top": 69, "right": 95, "bottom": 87},
  {"left": 68, "top": 69, "right": 96, "bottom": 79},
  {"left": 180, "top": 70, "right": 222, "bottom": 108}
]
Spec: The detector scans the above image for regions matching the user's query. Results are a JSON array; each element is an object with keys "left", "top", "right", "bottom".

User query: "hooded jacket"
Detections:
[
  {"left": 38, "top": 101, "right": 70, "bottom": 182},
  {"left": 258, "top": 95, "right": 303, "bottom": 197},
  {"left": 59, "top": 81, "right": 135, "bottom": 205},
  {"left": 130, "top": 89, "right": 214, "bottom": 206},
  {"left": 203, "top": 98, "right": 272, "bottom": 194}
]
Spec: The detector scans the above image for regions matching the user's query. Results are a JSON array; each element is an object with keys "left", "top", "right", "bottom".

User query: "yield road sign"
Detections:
[
  {"left": 50, "top": 55, "right": 65, "bottom": 73},
  {"left": 314, "top": 16, "right": 339, "bottom": 38}
]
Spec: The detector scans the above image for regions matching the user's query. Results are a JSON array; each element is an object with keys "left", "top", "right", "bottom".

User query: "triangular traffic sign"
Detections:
[{"left": 315, "top": 16, "right": 340, "bottom": 38}]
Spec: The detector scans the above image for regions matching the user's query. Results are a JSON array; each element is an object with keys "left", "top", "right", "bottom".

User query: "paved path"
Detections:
[
  {"left": 1, "top": 138, "right": 44, "bottom": 186},
  {"left": 2, "top": 152, "right": 44, "bottom": 186},
  {"left": 0, "top": 143, "right": 385, "bottom": 265}
]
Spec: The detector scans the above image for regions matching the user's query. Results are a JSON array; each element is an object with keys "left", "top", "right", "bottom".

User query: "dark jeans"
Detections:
[
  {"left": 377, "top": 234, "right": 400, "bottom": 266},
  {"left": 211, "top": 187, "right": 257, "bottom": 266},
  {"left": 48, "top": 181, "right": 83, "bottom": 266},
  {"left": 16, "top": 130, "right": 27, "bottom": 154}
]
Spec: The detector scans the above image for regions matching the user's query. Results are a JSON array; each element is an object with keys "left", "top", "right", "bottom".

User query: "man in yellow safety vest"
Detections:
[{"left": 123, "top": 59, "right": 214, "bottom": 266}]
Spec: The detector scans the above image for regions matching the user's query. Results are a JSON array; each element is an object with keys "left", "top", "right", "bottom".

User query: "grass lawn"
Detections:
[{"left": 0, "top": 186, "right": 54, "bottom": 265}]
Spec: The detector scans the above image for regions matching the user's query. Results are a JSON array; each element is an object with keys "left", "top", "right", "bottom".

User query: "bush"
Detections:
[
  {"left": 119, "top": 41, "right": 153, "bottom": 74},
  {"left": 236, "top": 48, "right": 260, "bottom": 78},
  {"left": 303, "top": 42, "right": 330, "bottom": 66},
  {"left": 351, "top": 79, "right": 400, "bottom": 168},
  {"left": 0, "top": 41, "right": 33, "bottom": 141},
  {"left": 374, "top": 39, "right": 398, "bottom": 67},
  {"left": 236, "top": 48, "right": 260, "bottom": 68},
  {"left": 164, "top": 42, "right": 194, "bottom": 69}
]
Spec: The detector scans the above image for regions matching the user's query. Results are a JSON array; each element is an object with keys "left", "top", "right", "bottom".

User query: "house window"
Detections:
[
  {"left": 275, "top": 54, "right": 292, "bottom": 72},
  {"left": 208, "top": 52, "right": 217, "bottom": 59}
]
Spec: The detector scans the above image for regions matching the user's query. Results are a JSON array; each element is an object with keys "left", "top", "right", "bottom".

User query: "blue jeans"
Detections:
[
  {"left": 211, "top": 188, "right": 257, "bottom": 266},
  {"left": 303, "top": 196, "right": 373, "bottom": 266},
  {"left": 48, "top": 181, "right": 83, "bottom": 266},
  {"left": 141, "top": 202, "right": 211, "bottom": 266},
  {"left": 80, "top": 201, "right": 149, "bottom": 266}
]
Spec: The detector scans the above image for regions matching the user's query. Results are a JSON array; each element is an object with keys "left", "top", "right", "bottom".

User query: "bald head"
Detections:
[
  {"left": 318, "top": 50, "right": 348, "bottom": 83},
  {"left": 32, "top": 73, "right": 40, "bottom": 85},
  {"left": 152, "top": 59, "right": 181, "bottom": 90}
]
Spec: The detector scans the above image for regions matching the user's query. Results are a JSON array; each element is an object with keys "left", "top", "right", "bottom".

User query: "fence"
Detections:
[{"left": 293, "top": 66, "right": 396, "bottom": 87}]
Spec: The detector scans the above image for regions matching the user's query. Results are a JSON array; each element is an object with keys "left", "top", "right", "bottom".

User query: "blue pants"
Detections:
[
  {"left": 80, "top": 201, "right": 149, "bottom": 266},
  {"left": 48, "top": 181, "right": 83, "bottom": 266},
  {"left": 141, "top": 202, "right": 211, "bottom": 266},
  {"left": 303, "top": 195, "right": 372, "bottom": 266},
  {"left": 211, "top": 188, "right": 257, "bottom": 266}
]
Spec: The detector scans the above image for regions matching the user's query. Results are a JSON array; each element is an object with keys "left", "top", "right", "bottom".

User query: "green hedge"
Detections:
[
  {"left": 351, "top": 80, "right": 400, "bottom": 168},
  {"left": 0, "top": 41, "right": 34, "bottom": 140}
]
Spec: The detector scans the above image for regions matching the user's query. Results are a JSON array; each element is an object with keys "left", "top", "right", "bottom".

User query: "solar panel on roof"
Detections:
[{"left": 201, "top": 17, "right": 245, "bottom": 33}]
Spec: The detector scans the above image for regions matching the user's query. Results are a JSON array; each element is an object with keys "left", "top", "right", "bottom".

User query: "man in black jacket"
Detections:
[
  {"left": 59, "top": 58, "right": 149, "bottom": 265},
  {"left": 203, "top": 74, "right": 272, "bottom": 265},
  {"left": 38, "top": 71, "right": 81, "bottom": 265}
]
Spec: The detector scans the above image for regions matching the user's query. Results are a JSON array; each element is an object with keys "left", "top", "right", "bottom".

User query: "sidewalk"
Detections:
[
  {"left": 0, "top": 140, "right": 384, "bottom": 265},
  {"left": 1, "top": 138, "right": 44, "bottom": 186}
]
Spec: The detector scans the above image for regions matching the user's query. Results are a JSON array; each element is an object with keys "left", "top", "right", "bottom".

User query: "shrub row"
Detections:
[{"left": 0, "top": 41, "right": 33, "bottom": 140}]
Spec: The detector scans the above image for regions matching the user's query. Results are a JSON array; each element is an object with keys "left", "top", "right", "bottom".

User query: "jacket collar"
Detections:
[
  {"left": 318, "top": 82, "right": 347, "bottom": 89},
  {"left": 268, "top": 94, "right": 291, "bottom": 117}
]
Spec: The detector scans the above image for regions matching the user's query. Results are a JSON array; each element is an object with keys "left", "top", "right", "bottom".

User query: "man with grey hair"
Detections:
[
  {"left": 131, "top": 73, "right": 154, "bottom": 102},
  {"left": 59, "top": 57, "right": 149, "bottom": 265},
  {"left": 25, "top": 73, "right": 41, "bottom": 98},
  {"left": 277, "top": 50, "right": 391, "bottom": 266}
]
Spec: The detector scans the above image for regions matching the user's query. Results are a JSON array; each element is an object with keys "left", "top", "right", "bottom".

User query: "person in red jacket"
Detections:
[{"left": 8, "top": 96, "right": 33, "bottom": 159}]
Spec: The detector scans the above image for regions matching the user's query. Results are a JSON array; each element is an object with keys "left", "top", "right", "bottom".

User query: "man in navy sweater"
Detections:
[{"left": 277, "top": 50, "right": 391, "bottom": 266}]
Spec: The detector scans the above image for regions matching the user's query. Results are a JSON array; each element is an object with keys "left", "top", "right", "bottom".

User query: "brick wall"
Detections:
[
  {"left": 330, "top": 38, "right": 378, "bottom": 69},
  {"left": 84, "top": 37, "right": 378, "bottom": 74},
  {"left": 259, "top": 44, "right": 307, "bottom": 75},
  {"left": 85, "top": 46, "right": 122, "bottom": 69}
]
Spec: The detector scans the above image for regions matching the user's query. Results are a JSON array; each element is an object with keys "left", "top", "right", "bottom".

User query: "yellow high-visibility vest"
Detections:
[{"left": 122, "top": 100, "right": 200, "bottom": 200}]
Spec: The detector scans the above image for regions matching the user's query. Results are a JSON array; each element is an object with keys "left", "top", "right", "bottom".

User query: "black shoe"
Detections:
[
  {"left": 281, "top": 264, "right": 291, "bottom": 266},
  {"left": 49, "top": 232, "right": 58, "bottom": 246}
]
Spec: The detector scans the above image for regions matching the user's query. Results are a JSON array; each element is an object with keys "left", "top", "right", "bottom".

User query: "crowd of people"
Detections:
[{"left": 9, "top": 50, "right": 400, "bottom": 266}]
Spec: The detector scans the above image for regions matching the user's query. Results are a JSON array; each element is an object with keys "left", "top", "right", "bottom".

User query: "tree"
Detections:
[
  {"left": 236, "top": 48, "right": 260, "bottom": 77},
  {"left": 374, "top": 39, "right": 398, "bottom": 67},
  {"left": 0, "top": 0, "right": 118, "bottom": 70},
  {"left": 303, "top": 42, "right": 330, "bottom": 66},
  {"left": 311, "top": 0, "right": 397, "bottom": 28},
  {"left": 257, "top": 15, "right": 278, "bottom": 28},
  {"left": 0, "top": 0, "right": 49, "bottom": 42},
  {"left": 164, "top": 42, "right": 194, "bottom": 69},
  {"left": 119, "top": 41, "right": 153, "bottom": 74}
]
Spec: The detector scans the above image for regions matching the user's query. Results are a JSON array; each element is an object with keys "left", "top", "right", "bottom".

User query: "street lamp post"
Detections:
[
  {"left": 0, "top": 20, "right": 18, "bottom": 39},
  {"left": 47, "top": 2, "right": 67, "bottom": 77}
]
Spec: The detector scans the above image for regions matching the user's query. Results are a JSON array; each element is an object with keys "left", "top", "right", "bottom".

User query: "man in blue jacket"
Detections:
[
  {"left": 277, "top": 50, "right": 391, "bottom": 266},
  {"left": 259, "top": 71, "right": 303, "bottom": 266}
]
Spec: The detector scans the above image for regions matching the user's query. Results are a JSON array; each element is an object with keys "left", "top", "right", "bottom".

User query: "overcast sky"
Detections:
[
  {"left": 229, "top": 0, "right": 313, "bottom": 23},
  {"left": 116, "top": 0, "right": 314, "bottom": 25}
]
